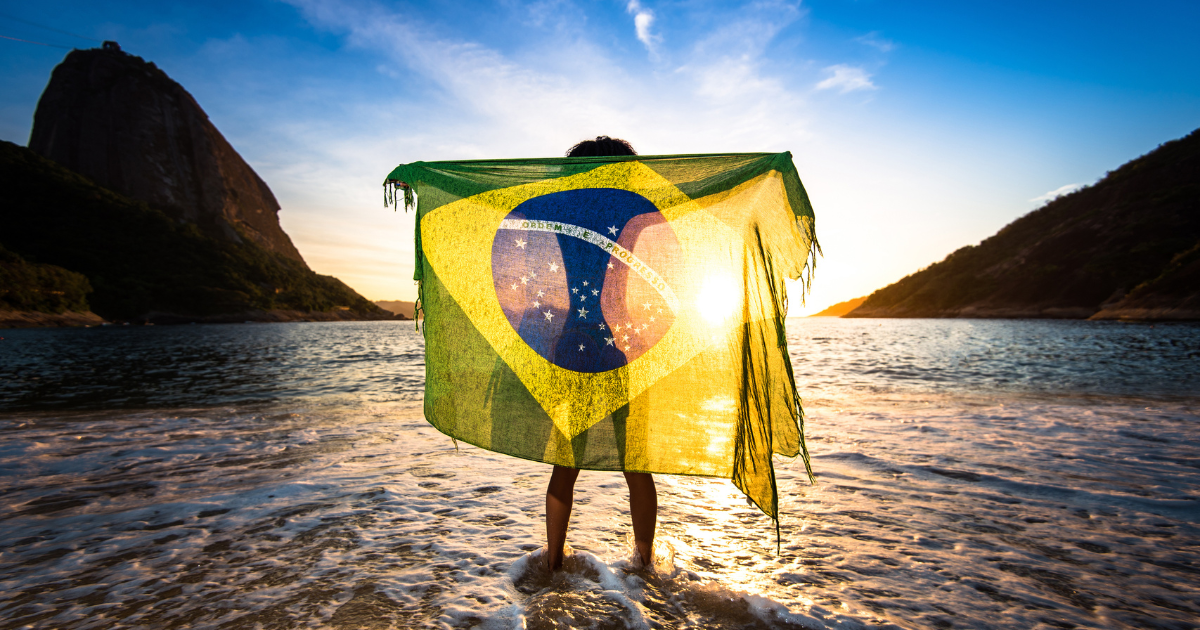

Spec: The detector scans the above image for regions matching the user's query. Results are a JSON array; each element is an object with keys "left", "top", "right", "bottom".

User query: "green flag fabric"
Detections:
[{"left": 384, "top": 152, "right": 818, "bottom": 529}]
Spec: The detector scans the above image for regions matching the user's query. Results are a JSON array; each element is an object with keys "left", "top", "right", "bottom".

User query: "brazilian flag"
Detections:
[{"left": 384, "top": 153, "right": 818, "bottom": 528}]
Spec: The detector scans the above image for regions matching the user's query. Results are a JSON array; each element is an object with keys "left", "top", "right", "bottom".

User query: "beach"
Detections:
[{"left": 1, "top": 319, "right": 1197, "bottom": 629}]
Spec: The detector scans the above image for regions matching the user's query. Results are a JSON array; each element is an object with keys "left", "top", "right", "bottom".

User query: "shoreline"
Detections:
[
  {"left": 0, "top": 309, "right": 106, "bottom": 328},
  {"left": 843, "top": 306, "right": 1200, "bottom": 321},
  {"left": 0, "top": 308, "right": 409, "bottom": 328}
]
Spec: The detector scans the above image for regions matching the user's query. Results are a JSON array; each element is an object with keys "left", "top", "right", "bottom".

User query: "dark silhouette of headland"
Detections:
[
  {"left": 0, "top": 243, "right": 104, "bottom": 327},
  {"left": 374, "top": 300, "right": 415, "bottom": 319},
  {"left": 808, "top": 296, "right": 867, "bottom": 317},
  {"left": 847, "top": 129, "right": 1200, "bottom": 321},
  {"left": 1, "top": 43, "right": 394, "bottom": 326}
]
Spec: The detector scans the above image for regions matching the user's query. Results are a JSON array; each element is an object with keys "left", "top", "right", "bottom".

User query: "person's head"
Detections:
[{"left": 566, "top": 136, "right": 637, "bottom": 158}]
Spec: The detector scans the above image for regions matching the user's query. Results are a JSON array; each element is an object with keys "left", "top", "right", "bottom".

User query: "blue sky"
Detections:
[{"left": 2, "top": 0, "right": 1198, "bottom": 313}]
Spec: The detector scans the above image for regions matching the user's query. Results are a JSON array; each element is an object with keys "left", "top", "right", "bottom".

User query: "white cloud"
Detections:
[
  {"left": 689, "top": 1, "right": 801, "bottom": 59},
  {"left": 815, "top": 64, "right": 876, "bottom": 93},
  {"left": 1029, "top": 183, "right": 1084, "bottom": 204},
  {"left": 626, "top": 0, "right": 660, "bottom": 54},
  {"left": 855, "top": 31, "right": 895, "bottom": 53}
]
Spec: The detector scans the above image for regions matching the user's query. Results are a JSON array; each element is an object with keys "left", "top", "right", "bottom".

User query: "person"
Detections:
[{"left": 544, "top": 136, "right": 658, "bottom": 571}]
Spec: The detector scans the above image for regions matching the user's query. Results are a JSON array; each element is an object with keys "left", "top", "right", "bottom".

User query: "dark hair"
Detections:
[{"left": 566, "top": 136, "right": 637, "bottom": 157}]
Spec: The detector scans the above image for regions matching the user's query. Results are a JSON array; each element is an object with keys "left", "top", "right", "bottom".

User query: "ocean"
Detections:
[{"left": 1, "top": 318, "right": 1197, "bottom": 629}]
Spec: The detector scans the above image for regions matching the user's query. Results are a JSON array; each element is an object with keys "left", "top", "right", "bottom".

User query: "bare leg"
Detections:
[
  {"left": 545, "top": 465, "right": 580, "bottom": 571},
  {"left": 623, "top": 472, "right": 657, "bottom": 565}
]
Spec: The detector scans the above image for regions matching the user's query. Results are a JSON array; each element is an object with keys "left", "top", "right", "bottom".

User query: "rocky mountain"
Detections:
[
  {"left": 28, "top": 42, "right": 305, "bottom": 264},
  {"left": 1, "top": 44, "right": 395, "bottom": 325},
  {"left": 846, "top": 129, "right": 1200, "bottom": 321},
  {"left": 1, "top": 140, "right": 391, "bottom": 323}
]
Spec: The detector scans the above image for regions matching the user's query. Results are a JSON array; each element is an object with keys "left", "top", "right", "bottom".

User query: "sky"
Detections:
[{"left": 1, "top": 0, "right": 1198, "bottom": 314}]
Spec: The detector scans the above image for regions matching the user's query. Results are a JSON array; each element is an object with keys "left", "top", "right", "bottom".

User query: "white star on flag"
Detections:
[
  {"left": 544, "top": 310, "right": 554, "bottom": 321},
  {"left": 572, "top": 287, "right": 578, "bottom": 294},
  {"left": 605, "top": 337, "right": 615, "bottom": 345},
  {"left": 580, "top": 295, "right": 587, "bottom": 302},
  {"left": 511, "top": 283, "right": 518, "bottom": 290},
  {"left": 578, "top": 307, "right": 588, "bottom": 318},
  {"left": 548, "top": 262, "right": 559, "bottom": 272},
  {"left": 537, "top": 290, "right": 545, "bottom": 298},
  {"left": 532, "top": 300, "right": 540, "bottom": 308},
  {"left": 598, "top": 323, "right": 606, "bottom": 330},
  {"left": 643, "top": 302, "right": 651, "bottom": 310},
  {"left": 578, "top": 344, "right": 585, "bottom": 351},
  {"left": 521, "top": 276, "right": 529, "bottom": 284},
  {"left": 515, "top": 239, "right": 526, "bottom": 249},
  {"left": 607, "top": 262, "right": 614, "bottom": 269},
  {"left": 582, "top": 280, "right": 589, "bottom": 286},
  {"left": 591, "top": 289, "right": 599, "bottom": 296},
  {"left": 607, "top": 225, "right": 619, "bottom": 235}
]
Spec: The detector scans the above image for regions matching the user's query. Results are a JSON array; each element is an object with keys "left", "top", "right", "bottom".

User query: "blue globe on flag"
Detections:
[{"left": 491, "top": 188, "right": 681, "bottom": 373}]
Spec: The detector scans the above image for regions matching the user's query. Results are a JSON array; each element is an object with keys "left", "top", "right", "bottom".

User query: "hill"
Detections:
[
  {"left": 1091, "top": 240, "right": 1200, "bottom": 319},
  {"left": 374, "top": 300, "right": 415, "bottom": 319},
  {"left": 847, "top": 129, "right": 1200, "bottom": 320},
  {"left": 0, "top": 244, "right": 91, "bottom": 313},
  {"left": 29, "top": 43, "right": 306, "bottom": 264},
  {"left": 0, "top": 244, "right": 106, "bottom": 327},
  {"left": 808, "top": 296, "right": 866, "bottom": 317},
  {"left": 0, "top": 140, "right": 392, "bottom": 323}
]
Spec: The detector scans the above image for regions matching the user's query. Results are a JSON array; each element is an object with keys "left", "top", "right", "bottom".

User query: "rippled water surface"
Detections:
[{"left": 1, "top": 319, "right": 1198, "bottom": 629}]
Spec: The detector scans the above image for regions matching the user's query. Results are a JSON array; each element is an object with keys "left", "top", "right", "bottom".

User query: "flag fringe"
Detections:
[
  {"left": 383, "top": 179, "right": 423, "bottom": 331},
  {"left": 383, "top": 179, "right": 415, "bottom": 212},
  {"left": 414, "top": 278, "right": 424, "bottom": 333}
]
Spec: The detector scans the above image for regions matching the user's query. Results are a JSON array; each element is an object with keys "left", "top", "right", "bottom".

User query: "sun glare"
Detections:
[{"left": 696, "top": 273, "right": 740, "bottom": 325}]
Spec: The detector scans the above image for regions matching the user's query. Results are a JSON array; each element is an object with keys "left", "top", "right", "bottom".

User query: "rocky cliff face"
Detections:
[{"left": 29, "top": 44, "right": 306, "bottom": 265}]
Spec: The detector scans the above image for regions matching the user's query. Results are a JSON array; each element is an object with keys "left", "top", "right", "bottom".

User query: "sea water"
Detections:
[{"left": 0, "top": 319, "right": 1197, "bottom": 629}]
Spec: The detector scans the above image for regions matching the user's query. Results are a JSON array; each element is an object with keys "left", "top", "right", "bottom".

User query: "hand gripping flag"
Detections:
[{"left": 384, "top": 153, "right": 818, "bottom": 536}]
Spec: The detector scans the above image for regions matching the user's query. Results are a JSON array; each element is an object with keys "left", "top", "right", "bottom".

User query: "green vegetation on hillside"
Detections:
[
  {"left": 0, "top": 244, "right": 91, "bottom": 313},
  {"left": 0, "top": 141, "right": 388, "bottom": 321},
  {"left": 1112, "top": 239, "right": 1200, "bottom": 312},
  {"left": 848, "top": 128, "right": 1200, "bottom": 319}
]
